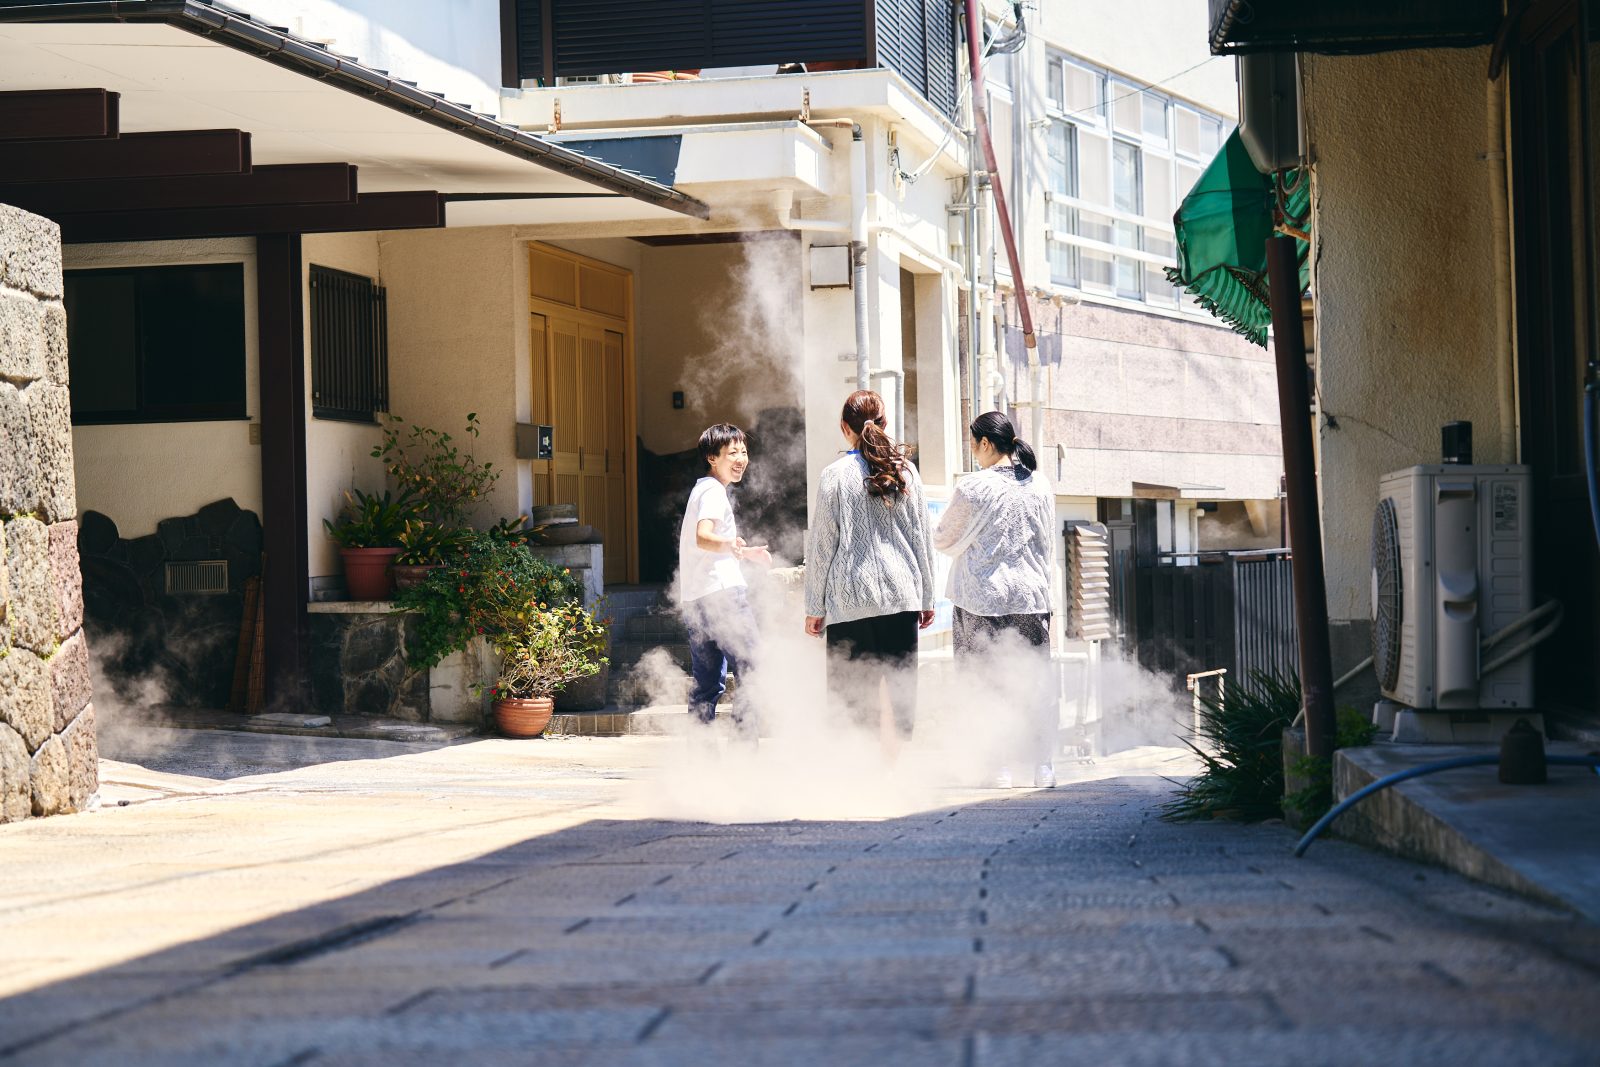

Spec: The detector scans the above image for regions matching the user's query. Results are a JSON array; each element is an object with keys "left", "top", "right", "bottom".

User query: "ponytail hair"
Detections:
[
  {"left": 842, "top": 389, "right": 909, "bottom": 497},
  {"left": 970, "top": 410, "right": 1037, "bottom": 472}
]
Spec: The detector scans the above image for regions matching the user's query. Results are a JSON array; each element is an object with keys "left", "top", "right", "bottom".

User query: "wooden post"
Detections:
[
  {"left": 1266, "top": 235, "right": 1336, "bottom": 759},
  {"left": 256, "top": 233, "right": 310, "bottom": 710}
]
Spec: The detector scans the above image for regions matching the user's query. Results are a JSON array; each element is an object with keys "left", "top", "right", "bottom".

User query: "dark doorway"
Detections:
[{"left": 1510, "top": 0, "right": 1600, "bottom": 725}]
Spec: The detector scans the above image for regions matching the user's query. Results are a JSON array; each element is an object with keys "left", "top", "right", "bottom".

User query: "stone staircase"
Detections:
[{"left": 600, "top": 584, "right": 691, "bottom": 706}]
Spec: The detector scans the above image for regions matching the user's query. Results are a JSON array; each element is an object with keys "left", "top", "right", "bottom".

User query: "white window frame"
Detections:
[{"left": 1042, "top": 48, "right": 1234, "bottom": 316}]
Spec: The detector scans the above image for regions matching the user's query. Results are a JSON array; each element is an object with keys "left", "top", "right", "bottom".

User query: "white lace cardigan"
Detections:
[{"left": 932, "top": 463, "right": 1055, "bottom": 617}]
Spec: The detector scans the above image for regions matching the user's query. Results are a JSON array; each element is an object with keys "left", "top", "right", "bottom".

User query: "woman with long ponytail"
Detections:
[
  {"left": 803, "top": 390, "right": 936, "bottom": 756},
  {"left": 934, "top": 411, "right": 1058, "bottom": 788}
]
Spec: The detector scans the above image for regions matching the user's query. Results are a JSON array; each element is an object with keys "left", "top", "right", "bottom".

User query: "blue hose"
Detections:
[{"left": 1294, "top": 754, "right": 1600, "bottom": 858}]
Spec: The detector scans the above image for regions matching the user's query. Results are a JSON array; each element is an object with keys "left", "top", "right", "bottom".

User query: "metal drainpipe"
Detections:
[
  {"left": 870, "top": 368, "right": 906, "bottom": 443},
  {"left": 848, "top": 123, "right": 871, "bottom": 391},
  {"left": 964, "top": 0, "right": 1036, "bottom": 373}
]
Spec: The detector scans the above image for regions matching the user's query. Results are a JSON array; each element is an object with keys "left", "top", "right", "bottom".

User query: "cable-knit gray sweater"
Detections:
[{"left": 804, "top": 453, "right": 936, "bottom": 624}]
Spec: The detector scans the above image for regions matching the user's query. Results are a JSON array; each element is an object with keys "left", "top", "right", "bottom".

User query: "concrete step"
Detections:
[
  {"left": 609, "top": 639, "right": 690, "bottom": 667},
  {"left": 545, "top": 704, "right": 735, "bottom": 738},
  {"left": 623, "top": 613, "right": 687, "bottom": 641}
]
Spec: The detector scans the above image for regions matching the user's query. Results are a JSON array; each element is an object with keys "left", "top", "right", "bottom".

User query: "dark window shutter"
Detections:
[
  {"left": 709, "top": 0, "right": 869, "bottom": 67},
  {"left": 310, "top": 265, "right": 389, "bottom": 424},
  {"left": 514, "top": 0, "right": 544, "bottom": 83}
]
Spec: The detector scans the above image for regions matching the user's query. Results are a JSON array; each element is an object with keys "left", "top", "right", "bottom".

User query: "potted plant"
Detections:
[
  {"left": 486, "top": 603, "right": 609, "bottom": 737},
  {"left": 323, "top": 488, "right": 413, "bottom": 600},
  {"left": 393, "top": 529, "right": 584, "bottom": 673},
  {"left": 392, "top": 519, "right": 471, "bottom": 590},
  {"left": 375, "top": 413, "right": 507, "bottom": 587}
]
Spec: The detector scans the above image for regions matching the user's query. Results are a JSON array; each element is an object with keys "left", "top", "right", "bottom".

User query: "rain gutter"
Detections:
[{"left": 0, "top": 0, "right": 710, "bottom": 219}]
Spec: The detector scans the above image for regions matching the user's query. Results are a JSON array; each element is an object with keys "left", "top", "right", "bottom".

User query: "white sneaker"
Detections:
[
  {"left": 992, "top": 766, "right": 1013, "bottom": 789},
  {"left": 1034, "top": 763, "right": 1056, "bottom": 789}
]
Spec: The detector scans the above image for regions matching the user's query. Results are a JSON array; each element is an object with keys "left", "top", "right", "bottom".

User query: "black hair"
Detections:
[
  {"left": 970, "top": 411, "right": 1037, "bottom": 472},
  {"left": 697, "top": 423, "right": 746, "bottom": 468}
]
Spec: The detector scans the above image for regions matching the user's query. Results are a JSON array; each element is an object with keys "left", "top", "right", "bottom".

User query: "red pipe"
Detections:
[{"left": 964, "top": 1, "right": 1036, "bottom": 351}]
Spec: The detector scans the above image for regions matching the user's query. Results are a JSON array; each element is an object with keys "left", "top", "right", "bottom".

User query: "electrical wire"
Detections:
[{"left": 892, "top": 3, "right": 1025, "bottom": 186}]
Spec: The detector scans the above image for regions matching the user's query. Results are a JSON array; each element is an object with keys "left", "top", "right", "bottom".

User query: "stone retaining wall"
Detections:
[{"left": 0, "top": 203, "right": 96, "bottom": 822}]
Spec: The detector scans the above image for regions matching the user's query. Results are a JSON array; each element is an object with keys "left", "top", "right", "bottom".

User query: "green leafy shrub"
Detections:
[
  {"left": 322, "top": 488, "right": 414, "bottom": 549},
  {"left": 1285, "top": 707, "right": 1380, "bottom": 823},
  {"left": 1160, "top": 671, "right": 1301, "bottom": 823},
  {"left": 488, "top": 602, "right": 609, "bottom": 699},
  {"left": 375, "top": 413, "right": 510, "bottom": 563},
  {"left": 394, "top": 530, "right": 583, "bottom": 670}
]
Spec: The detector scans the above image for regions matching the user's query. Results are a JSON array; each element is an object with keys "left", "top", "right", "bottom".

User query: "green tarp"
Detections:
[{"left": 1165, "top": 130, "right": 1309, "bottom": 347}]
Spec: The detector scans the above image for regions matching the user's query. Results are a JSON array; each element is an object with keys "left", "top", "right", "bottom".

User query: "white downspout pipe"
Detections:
[
  {"left": 1487, "top": 73, "right": 1517, "bottom": 463},
  {"left": 849, "top": 122, "right": 870, "bottom": 391}
]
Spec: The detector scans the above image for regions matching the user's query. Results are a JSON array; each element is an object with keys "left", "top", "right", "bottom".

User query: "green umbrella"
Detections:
[{"left": 1165, "top": 130, "right": 1309, "bottom": 347}]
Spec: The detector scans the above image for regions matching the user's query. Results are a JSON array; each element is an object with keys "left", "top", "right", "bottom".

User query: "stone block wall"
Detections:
[{"left": 0, "top": 203, "right": 96, "bottom": 822}]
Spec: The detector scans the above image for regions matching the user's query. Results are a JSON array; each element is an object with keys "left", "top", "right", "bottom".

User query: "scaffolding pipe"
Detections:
[{"left": 963, "top": 0, "right": 1035, "bottom": 363}]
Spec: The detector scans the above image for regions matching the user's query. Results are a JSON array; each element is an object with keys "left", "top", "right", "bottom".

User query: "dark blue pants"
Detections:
[{"left": 683, "top": 587, "right": 760, "bottom": 733}]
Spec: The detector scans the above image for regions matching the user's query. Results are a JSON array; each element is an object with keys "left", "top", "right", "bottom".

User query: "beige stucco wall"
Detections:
[
  {"left": 64, "top": 239, "right": 260, "bottom": 539},
  {"left": 381, "top": 226, "right": 522, "bottom": 528},
  {"left": 1304, "top": 47, "right": 1504, "bottom": 623},
  {"left": 302, "top": 231, "right": 386, "bottom": 581},
  {"left": 632, "top": 239, "right": 803, "bottom": 458}
]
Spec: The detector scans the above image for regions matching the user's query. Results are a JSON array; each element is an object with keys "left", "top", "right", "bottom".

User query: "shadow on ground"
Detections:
[{"left": 3, "top": 778, "right": 1599, "bottom": 1066}]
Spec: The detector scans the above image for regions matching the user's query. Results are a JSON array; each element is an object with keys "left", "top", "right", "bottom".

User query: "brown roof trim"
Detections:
[{"left": 0, "top": 1, "right": 711, "bottom": 219}]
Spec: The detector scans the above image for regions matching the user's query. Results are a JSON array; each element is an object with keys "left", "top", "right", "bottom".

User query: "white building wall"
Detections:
[
  {"left": 65, "top": 238, "right": 261, "bottom": 538},
  {"left": 227, "top": 0, "right": 505, "bottom": 116}
]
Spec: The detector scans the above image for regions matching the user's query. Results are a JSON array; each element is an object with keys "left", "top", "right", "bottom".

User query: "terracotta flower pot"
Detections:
[
  {"left": 341, "top": 547, "right": 401, "bottom": 600},
  {"left": 494, "top": 696, "right": 554, "bottom": 738},
  {"left": 392, "top": 562, "right": 445, "bottom": 591}
]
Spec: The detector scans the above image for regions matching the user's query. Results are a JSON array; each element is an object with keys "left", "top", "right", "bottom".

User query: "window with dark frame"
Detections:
[
  {"left": 310, "top": 264, "right": 389, "bottom": 423},
  {"left": 64, "top": 263, "right": 247, "bottom": 425}
]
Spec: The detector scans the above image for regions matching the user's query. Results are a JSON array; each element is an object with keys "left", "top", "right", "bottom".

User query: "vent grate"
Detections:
[{"left": 165, "top": 560, "right": 229, "bottom": 596}]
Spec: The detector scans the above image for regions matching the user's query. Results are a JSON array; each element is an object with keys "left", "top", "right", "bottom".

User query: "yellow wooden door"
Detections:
[
  {"left": 527, "top": 244, "right": 634, "bottom": 585},
  {"left": 602, "top": 329, "right": 629, "bottom": 581},
  {"left": 550, "top": 316, "right": 582, "bottom": 510}
]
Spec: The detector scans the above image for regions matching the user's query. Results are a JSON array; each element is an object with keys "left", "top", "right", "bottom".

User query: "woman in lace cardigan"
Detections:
[
  {"left": 803, "top": 390, "right": 936, "bottom": 755},
  {"left": 933, "top": 411, "right": 1058, "bottom": 788}
]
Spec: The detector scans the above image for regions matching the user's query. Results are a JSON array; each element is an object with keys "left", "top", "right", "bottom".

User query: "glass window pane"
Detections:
[
  {"left": 1112, "top": 83, "right": 1142, "bottom": 135},
  {"left": 1047, "top": 121, "right": 1076, "bottom": 196},
  {"left": 1200, "top": 117, "right": 1222, "bottom": 157},
  {"left": 1116, "top": 254, "right": 1143, "bottom": 299},
  {"left": 1176, "top": 160, "right": 1202, "bottom": 200},
  {"left": 1174, "top": 107, "right": 1202, "bottom": 157},
  {"left": 139, "top": 265, "right": 246, "bottom": 418},
  {"left": 1142, "top": 94, "right": 1168, "bottom": 141},
  {"left": 1047, "top": 56, "right": 1064, "bottom": 109},
  {"left": 1079, "top": 209, "right": 1114, "bottom": 245},
  {"left": 1064, "top": 61, "right": 1101, "bottom": 117},
  {"left": 65, "top": 271, "right": 138, "bottom": 419},
  {"left": 1112, "top": 141, "right": 1142, "bottom": 215},
  {"left": 1078, "top": 126, "right": 1111, "bottom": 207},
  {"left": 1145, "top": 155, "right": 1174, "bottom": 220}
]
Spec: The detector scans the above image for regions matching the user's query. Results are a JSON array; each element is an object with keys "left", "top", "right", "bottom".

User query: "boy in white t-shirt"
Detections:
[{"left": 678, "top": 423, "right": 771, "bottom": 739}]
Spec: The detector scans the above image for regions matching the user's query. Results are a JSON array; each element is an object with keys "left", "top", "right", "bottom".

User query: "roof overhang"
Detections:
[
  {"left": 1208, "top": 0, "right": 1501, "bottom": 56},
  {"left": 0, "top": 1, "right": 708, "bottom": 229}
]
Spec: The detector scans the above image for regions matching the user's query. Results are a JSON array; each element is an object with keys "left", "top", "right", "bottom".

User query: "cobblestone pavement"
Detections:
[{"left": 1, "top": 734, "right": 1598, "bottom": 1065}]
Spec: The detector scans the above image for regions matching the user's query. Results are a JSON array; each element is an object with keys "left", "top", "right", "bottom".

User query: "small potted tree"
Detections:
[
  {"left": 487, "top": 603, "right": 609, "bottom": 737},
  {"left": 375, "top": 413, "right": 506, "bottom": 588},
  {"left": 323, "top": 488, "right": 413, "bottom": 600}
]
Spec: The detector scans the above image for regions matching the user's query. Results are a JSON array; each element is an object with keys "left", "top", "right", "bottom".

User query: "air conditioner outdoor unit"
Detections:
[{"left": 1370, "top": 465, "right": 1536, "bottom": 732}]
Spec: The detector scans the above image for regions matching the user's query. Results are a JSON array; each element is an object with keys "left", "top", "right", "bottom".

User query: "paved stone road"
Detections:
[{"left": 1, "top": 733, "right": 1598, "bottom": 1065}]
